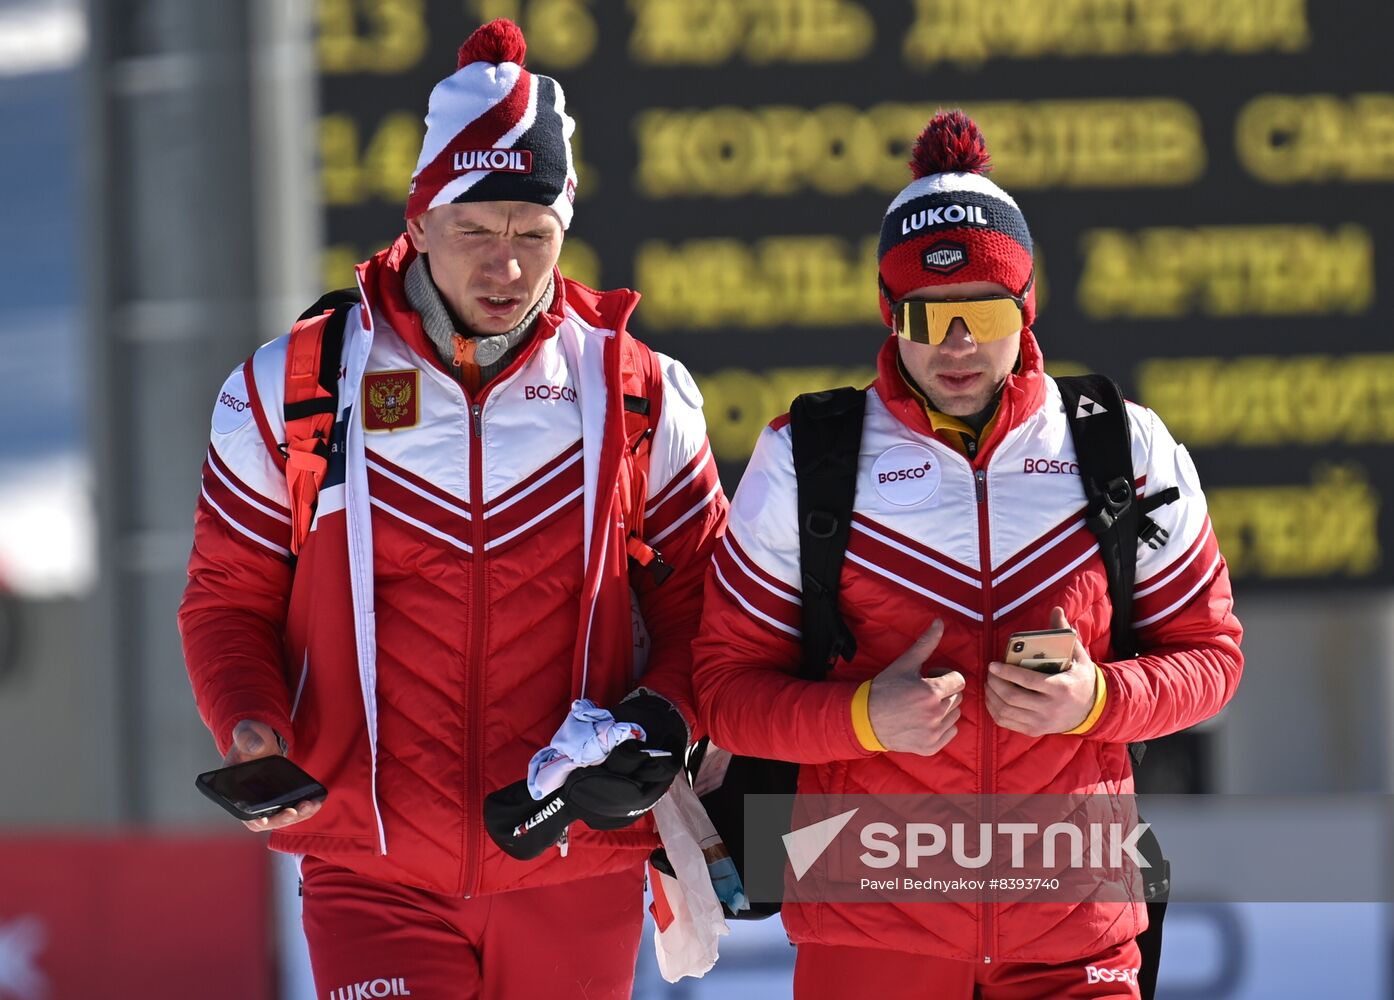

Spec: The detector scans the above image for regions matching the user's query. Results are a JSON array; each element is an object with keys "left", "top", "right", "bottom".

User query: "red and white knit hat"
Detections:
[
  {"left": 876, "top": 110, "right": 1035, "bottom": 329},
  {"left": 405, "top": 19, "right": 578, "bottom": 227}
]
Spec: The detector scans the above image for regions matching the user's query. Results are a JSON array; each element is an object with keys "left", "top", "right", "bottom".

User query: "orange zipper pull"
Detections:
[{"left": 451, "top": 334, "right": 477, "bottom": 368}]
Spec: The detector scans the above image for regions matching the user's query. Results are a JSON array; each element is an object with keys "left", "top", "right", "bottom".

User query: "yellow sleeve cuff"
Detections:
[
  {"left": 851, "top": 679, "right": 889, "bottom": 752},
  {"left": 1063, "top": 665, "right": 1108, "bottom": 736}
]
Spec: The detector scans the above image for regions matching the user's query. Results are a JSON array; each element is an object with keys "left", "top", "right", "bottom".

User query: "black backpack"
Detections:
[{"left": 688, "top": 374, "right": 1176, "bottom": 998}]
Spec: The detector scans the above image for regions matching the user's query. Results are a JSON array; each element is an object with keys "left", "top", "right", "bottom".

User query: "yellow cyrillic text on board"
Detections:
[
  {"left": 1237, "top": 93, "right": 1394, "bottom": 183},
  {"left": 630, "top": 0, "right": 873, "bottom": 65},
  {"left": 1209, "top": 465, "right": 1381, "bottom": 579},
  {"left": 635, "top": 100, "right": 1204, "bottom": 198},
  {"left": 1078, "top": 225, "right": 1372, "bottom": 318},
  {"left": 903, "top": 0, "right": 1308, "bottom": 67},
  {"left": 635, "top": 236, "right": 881, "bottom": 330},
  {"left": 1138, "top": 355, "right": 1394, "bottom": 448}
]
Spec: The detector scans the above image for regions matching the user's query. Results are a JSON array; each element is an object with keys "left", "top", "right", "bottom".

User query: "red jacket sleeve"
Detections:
[
  {"left": 178, "top": 355, "right": 296, "bottom": 756},
  {"left": 1087, "top": 559, "right": 1242, "bottom": 745},
  {"left": 692, "top": 423, "right": 875, "bottom": 764},
  {"left": 630, "top": 356, "right": 727, "bottom": 735},
  {"left": 1085, "top": 407, "right": 1244, "bottom": 744}
]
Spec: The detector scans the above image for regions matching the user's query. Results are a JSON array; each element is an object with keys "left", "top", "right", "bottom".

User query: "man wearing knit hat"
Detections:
[
  {"left": 180, "top": 19, "right": 725, "bottom": 998},
  {"left": 694, "top": 110, "right": 1243, "bottom": 998}
]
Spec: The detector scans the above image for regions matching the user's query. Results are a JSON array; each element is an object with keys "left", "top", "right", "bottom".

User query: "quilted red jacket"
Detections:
[
  {"left": 180, "top": 237, "right": 725, "bottom": 897},
  {"left": 693, "top": 330, "right": 1242, "bottom": 964}
]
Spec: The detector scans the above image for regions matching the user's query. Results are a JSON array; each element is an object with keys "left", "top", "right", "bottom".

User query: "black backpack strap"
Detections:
[
  {"left": 1057, "top": 374, "right": 1176, "bottom": 991},
  {"left": 296, "top": 286, "right": 362, "bottom": 323},
  {"left": 1056, "top": 373, "right": 1182, "bottom": 659},
  {"left": 1055, "top": 374, "right": 1145, "bottom": 660},
  {"left": 789, "top": 387, "right": 867, "bottom": 681}
]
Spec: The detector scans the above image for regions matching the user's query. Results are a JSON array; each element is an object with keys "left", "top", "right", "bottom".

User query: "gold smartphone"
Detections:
[{"left": 1004, "top": 627, "right": 1076, "bottom": 674}]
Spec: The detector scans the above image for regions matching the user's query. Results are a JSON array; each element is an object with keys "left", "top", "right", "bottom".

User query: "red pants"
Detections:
[
  {"left": 794, "top": 938, "right": 1143, "bottom": 1000},
  {"left": 300, "top": 857, "right": 645, "bottom": 1000}
]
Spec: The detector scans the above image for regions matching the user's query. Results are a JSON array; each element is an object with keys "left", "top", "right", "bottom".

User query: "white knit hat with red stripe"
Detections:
[{"left": 405, "top": 19, "right": 577, "bottom": 227}]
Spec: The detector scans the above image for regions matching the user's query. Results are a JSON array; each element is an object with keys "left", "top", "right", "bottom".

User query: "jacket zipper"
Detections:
[
  {"left": 451, "top": 322, "right": 557, "bottom": 895},
  {"left": 465, "top": 398, "right": 486, "bottom": 897},
  {"left": 975, "top": 463, "right": 996, "bottom": 965}
]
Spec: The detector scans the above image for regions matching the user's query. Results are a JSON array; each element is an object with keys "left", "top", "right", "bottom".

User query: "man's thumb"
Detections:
[
  {"left": 1050, "top": 606, "right": 1070, "bottom": 630},
  {"left": 237, "top": 727, "right": 265, "bottom": 753},
  {"left": 882, "top": 620, "right": 944, "bottom": 676}
]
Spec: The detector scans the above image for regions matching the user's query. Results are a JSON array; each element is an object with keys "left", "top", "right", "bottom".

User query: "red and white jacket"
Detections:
[
  {"left": 693, "top": 330, "right": 1242, "bottom": 964},
  {"left": 180, "top": 237, "right": 726, "bottom": 897}
]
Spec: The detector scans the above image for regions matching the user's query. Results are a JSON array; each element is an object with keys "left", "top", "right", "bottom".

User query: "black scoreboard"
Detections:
[{"left": 317, "top": 0, "right": 1394, "bottom": 588}]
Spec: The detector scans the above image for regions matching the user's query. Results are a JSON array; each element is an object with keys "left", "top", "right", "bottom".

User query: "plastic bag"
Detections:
[{"left": 648, "top": 778, "right": 737, "bottom": 981}]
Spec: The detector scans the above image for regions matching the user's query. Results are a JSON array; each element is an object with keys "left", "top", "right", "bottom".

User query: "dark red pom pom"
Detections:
[
  {"left": 457, "top": 18, "right": 527, "bottom": 69},
  {"left": 909, "top": 109, "right": 992, "bottom": 179}
]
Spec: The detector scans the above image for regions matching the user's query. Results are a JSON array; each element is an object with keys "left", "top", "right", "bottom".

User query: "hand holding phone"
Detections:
[
  {"left": 196, "top": 755, "right": 328, "bottom": 822},
  {"left": 1004, "top": 627, "right": 1077, "bottom": 674},
  {"left": 988, "top": 609, "right": 1099, "bottom": 738},
  {"left": 198, "top": 720, "right": 327, "bottom": 830}
]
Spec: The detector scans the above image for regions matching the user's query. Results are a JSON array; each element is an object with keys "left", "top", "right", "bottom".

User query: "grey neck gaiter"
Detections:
[{"left": 405, "top": 255, "right": 555, "bottom": 385}]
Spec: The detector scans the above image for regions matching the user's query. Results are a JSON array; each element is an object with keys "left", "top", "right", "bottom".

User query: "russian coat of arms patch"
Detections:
[{"left": 363, "top": 370, "right": 419, "bottom": 431}]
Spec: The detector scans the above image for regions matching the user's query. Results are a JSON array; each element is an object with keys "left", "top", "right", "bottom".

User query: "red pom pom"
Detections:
[
  {"left": 909, "top": 109, "right": 992, "bottom": 179},
  {"left": 457, "top": 18, "right": 527, "bottom": 69}
]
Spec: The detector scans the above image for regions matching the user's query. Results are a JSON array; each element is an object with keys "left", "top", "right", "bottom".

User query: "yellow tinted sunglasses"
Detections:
[{"left": 896, "top": 293, "right": 1026, "bottom": 346}]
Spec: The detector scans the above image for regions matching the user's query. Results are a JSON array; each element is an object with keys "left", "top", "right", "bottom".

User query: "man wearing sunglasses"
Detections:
[
  {"left": 894, "top": 279, "right": 1032, "bottom": 453},
  {"left": 694, "top": 110, "right": 1243, "bottom": 998}
]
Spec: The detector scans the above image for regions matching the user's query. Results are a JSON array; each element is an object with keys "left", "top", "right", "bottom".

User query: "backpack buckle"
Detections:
[
  {"left": 804, "top": 510, "right": 839, "bottom": 539},
  {"left": 825, "top": 621, "right": 858, "bottom": 667},
  {"left": 1139, "top": 518, "right": 1170, "bottom": 550},
  {"left": 626, "top": 535, "right": 673, "bottom": 586},
  {"left": 1143, "top": 859, "right": 1171, "bottom": 902},
  {"left": 1086, "top": 477, "right": 1133, "bottom": 534}
]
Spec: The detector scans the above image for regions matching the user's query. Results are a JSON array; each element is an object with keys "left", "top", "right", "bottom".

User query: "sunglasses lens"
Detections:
[{"left": 898, "top": 298, "right": 1022, "bottom": 345}]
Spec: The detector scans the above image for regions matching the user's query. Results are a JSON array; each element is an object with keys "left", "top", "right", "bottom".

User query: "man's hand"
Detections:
[
  {"left": 986, "top": 607, "right": 1098, "bottom": 737},
  {"left": 223, "top": 719, "right": 324, "bottom": 833},
  {"left": 867, "top": 620, "right": 964, "bottom": 756}
]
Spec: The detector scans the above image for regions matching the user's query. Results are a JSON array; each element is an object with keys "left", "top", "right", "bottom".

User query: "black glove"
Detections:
[
  {"left": 565, "top": 691, "right": 686, "bottom": 828},
  {"left": 483, "top": 746, "right": 684, "bottom": 858},
  {"left": 483, "top": 779, "right": 579, "bottom": 860},
  {"left": 609, "top": 690, "right": 689, "bottom": 758},
  {"left": 565, "top": 740, "right": 683, "bottom": 829},
  {"left": 483, "top": 692, "right": 689, "bottom": 859}
]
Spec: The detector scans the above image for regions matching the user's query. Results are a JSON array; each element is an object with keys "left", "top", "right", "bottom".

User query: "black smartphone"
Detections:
[{"left": 196, "top": 756, "right": 327, "bottom": 822}]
